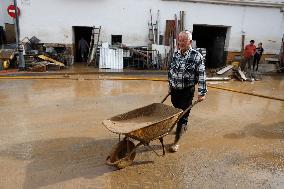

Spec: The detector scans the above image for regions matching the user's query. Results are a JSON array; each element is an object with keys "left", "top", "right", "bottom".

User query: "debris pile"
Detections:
[
  {"left": 1, "top": 36, "right": 71, "bottom": 72},
  {"left": 22, "top": 37, "right": 69, "bottom": 72},
  {"left": 213, "top": 61, "right": 262, "bottom": 82}
]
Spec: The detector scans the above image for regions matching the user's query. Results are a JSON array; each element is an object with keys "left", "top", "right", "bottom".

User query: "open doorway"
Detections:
[
  {"left": 73, "top": 26, "right": 92, "bottom": 63},
  {"left": 192, "top": 24, "right": 230, "bottom": 68},
  {"left": 111, "top": 35, "right": 122, "bottom": 45}
]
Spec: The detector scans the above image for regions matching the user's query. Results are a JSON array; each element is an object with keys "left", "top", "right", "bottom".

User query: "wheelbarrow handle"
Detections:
[
  {"left": 177, "top": 100, "right": 200, "bottom": 121},
  {"left": 161, "top": 92, "right": 171, "bottom": 103}
]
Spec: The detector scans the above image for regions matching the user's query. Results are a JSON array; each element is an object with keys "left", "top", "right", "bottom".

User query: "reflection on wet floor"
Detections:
[
  {"left": 0, "top": 137, "right": 117, "bottom": 189},
  {"left": 208, "top": 75, "right": 284, "bottom": 100},
  {"left": 0, "top": 74, "right": 283, "bottom": 188}
]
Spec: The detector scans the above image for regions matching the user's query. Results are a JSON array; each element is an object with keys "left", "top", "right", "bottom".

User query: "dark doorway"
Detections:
[
  {"left": 192, "top": 25, "right": 229, "bottom": 68},
  {"left": 73, "top": 26, "right": 92, "bottom": 63},
  {"left": 111, "top": 35, "right": 122, "bottom": 45}
]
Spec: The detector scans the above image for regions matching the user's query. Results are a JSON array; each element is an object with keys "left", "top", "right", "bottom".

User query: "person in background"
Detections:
[
  {"left": 242, "top": 40, "right": 256, "bottom": 72},
  {"left": 78, "top": 37, "right": 89, "bottom": 62},
  {"left": 168, "top": 31, "right": 207, "bottom": 152},
  {"left": 253, "top": 43, "right": 264, "bottom": 72}
]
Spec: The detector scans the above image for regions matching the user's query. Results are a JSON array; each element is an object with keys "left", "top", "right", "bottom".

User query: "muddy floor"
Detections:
[{"left": 0, "top": 74, "right": 283, "bottom": 189}]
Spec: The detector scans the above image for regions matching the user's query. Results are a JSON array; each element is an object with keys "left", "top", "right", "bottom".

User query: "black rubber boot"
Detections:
[{"left": 174, "top": 125, "right": 182, "bottom": 144}]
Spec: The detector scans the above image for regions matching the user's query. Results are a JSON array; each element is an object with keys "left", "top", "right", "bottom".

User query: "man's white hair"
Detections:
[
  {"left": 184, "top": 30, "right": 192, "bottom": 41},
  {"left": 179, "top": 30, "right": 192, "bottom": 41}
]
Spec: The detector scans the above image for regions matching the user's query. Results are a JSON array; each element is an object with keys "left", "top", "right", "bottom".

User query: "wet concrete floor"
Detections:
[{"left": 0, "top": 74, "right": 283, "bottom": 189}]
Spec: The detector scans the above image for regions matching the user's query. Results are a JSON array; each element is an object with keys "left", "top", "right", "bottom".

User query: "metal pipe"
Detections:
[{"left": 13, "top": 0, "right": 25, "bottom": 70}]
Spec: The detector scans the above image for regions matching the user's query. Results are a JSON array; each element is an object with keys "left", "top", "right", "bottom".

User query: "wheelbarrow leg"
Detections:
[{"left": 159, "top": 137, "right": 165, "bottom": 155}]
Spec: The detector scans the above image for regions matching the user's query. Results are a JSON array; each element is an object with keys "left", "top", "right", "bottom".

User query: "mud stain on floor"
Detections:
[{"left": 0, "top": 75, "right": 283, "bottom": 188}]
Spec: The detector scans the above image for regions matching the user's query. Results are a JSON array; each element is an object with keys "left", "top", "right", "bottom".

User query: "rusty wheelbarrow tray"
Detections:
[{"left": 102, "top": 93, "right": 199, "bottom": 169}]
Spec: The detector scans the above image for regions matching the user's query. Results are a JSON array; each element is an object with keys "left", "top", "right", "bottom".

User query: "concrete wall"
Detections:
[{"left": 18, "top": 0, "right": 284, "bottom": 54}]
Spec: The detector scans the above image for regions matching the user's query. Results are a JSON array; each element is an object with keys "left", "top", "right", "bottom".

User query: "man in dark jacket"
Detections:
[{"left": 253, "top": 43, "right": 264, "bottom": 71}]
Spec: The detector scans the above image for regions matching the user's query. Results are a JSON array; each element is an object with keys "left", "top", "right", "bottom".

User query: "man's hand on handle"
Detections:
[{"left": 198, "top": 95, "right": 205, "bottom": 102}]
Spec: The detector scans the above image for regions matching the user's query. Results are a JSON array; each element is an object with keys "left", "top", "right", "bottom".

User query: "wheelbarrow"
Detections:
[{"left": 102, "top": 93, "right": 199, "bottom": 169}]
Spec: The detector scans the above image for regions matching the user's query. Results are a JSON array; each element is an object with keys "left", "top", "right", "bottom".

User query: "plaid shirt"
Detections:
[{"left": 168, "top": 48, "right": 208, "bottom": 96}]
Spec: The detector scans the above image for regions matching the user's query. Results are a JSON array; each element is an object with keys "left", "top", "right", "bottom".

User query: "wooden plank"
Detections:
[
  {"left": 206, "top": 77, "right": 231, "bottom": 81},
  {"left": 38, "top": 55, "right": 65, "bottom": 67},
  {"left": 5, "top": 23, "right": 16, "bottom": 43},
  {"left": 217, "top": 65, "right": 233, "bottom": 75},
  {"left": 165, "top": 20, "right": 175, "bottom": 46},
  {"left": 238, "top": 68, "right": 247, "bottom": 81}
]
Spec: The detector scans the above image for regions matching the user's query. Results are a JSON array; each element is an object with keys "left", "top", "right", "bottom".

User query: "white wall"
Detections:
[
  {"left": 1, "top": 0, "right": 14, "bottom": 27},
  {"left": 18, "top": 0, "right": 284, "bottom": 54}
]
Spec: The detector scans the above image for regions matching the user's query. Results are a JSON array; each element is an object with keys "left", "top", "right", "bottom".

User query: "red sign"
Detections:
[{"left": 7, "top": 5, "right": 21, "bottom": 19}]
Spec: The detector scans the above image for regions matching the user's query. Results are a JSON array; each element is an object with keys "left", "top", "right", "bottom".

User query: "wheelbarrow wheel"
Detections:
[{"left": 106, "top": 140, "right": 136, "bottom": 169}]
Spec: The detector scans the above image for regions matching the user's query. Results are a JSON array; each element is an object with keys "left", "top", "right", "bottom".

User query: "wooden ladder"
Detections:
[{"left": 87, "top": 26, "right": 101, "bottom": 66}]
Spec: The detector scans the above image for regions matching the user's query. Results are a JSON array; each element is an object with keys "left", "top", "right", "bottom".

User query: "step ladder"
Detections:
[{"left": 87, "top": 26, "right": 101, "bottom": 66}]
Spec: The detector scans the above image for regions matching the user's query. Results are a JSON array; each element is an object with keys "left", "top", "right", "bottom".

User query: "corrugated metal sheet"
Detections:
[{"left": 99, "top": 48, "right": 123, "bottom": 69}]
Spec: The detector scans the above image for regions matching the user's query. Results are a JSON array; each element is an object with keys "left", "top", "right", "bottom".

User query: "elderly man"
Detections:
[{"left": 168, "top": 31, "right": 207, "bottom": 152}]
